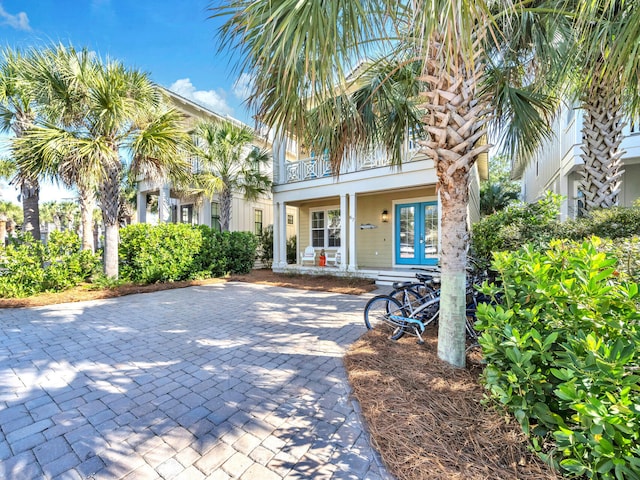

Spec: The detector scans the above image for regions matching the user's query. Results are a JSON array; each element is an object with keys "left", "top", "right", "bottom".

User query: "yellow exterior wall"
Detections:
[
  {"left": 297, "top": 198, "right": 340, "bottom": 253},
  {"left": 356, "top": 188, "right": 436, "bottom": 268},
  {"left": 293, "top": 187, "right": 441, "bottom": 268}
]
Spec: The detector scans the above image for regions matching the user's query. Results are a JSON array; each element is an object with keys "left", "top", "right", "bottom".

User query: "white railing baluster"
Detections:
[{"left": 281, "top": 146, "right": 425, "bottom": 184}]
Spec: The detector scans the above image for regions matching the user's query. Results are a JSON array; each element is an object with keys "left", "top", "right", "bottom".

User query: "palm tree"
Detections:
[
  {"left": 40, "top": 201, "right": 59, "bottom": 231},
  {"left": 24, "top": 45, "right": 100, "bottom": 250},
  {"left": 480, "top": 155, "right": 520, "bottom": 215},
  {"left": 0, "top": 48, "right": 41, "bottom": 240},
  {"left": 13, "top": 47, "right": 191, "bottom": 278},
  {"left": 213, "top": 0, "right": 565, "bottom": 367},
  {"left": 572, "top": 1, "right": 640, "bottom": 214},
  {"left": 188, "top": 120, "right": 271, "bottom": 231}
]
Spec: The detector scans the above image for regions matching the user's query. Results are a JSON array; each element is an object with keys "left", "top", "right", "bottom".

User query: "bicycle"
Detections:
[
  {"left": 364, "top": 267, "right": 495, "bottom": 347},
  {"left": 389, "top": 271, "right": 440, "bottom": 312}
]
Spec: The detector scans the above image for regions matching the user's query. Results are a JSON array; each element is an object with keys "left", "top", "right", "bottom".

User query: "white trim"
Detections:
[
  {"left": 309, "top": 205, "right": 341, "bottom": 249},
  {"left": 253, "top": 207, "right": 264, "bottom": 236},
  {"left": 391, "top": 195, "right": 439, "bottom": 268}
]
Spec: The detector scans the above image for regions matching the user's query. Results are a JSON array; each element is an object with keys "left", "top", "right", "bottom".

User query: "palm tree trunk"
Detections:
[
  {"left": 579, "top": 82, "right": 625, "bottom": 215},
  {"left": 21, "top": 178, "right": 41, "bottom": 240},
  {"left": 220, "top": 187, "right": 232, "bottom": 232},
  {"left": 420, "top": 38, "right": 490, "bottom": 368},
  {"left": 100, "top": 160, "right": 122, "bottom": 278},
  {"left": 79, "top": 187, "right": 95, "bottom": 252},
  {"left": 437, "top": 190, "right": 470, "bottom": 367}
]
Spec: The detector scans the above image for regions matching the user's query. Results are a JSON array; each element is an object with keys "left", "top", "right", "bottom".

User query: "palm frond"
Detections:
[{"left": 213, "top": 0, "right": 386, "bottom": 138}]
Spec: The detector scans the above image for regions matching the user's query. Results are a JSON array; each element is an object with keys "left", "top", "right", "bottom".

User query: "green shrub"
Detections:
[
  {"left": 571, "top": 207, "right": 640, "bottom": 240},
  {"left": 119, "top": 223, "right": 203, "bottom": 283},
  {"left": 0, "top": 238, "right": 47, "bottom": 297},
  {"left": 472, "top": 198, "right": 640, "bottom": 271},
  {"left": 259, "top": 225, "right": 274, "bottom": 268},
  {"left": 286, "top": 235, "right": 297, "bottom": 264},
  {"left": 192, "top": 225, "right": 227, "bottom": 278},
  {"left": 476, "top": 238, "right": 640, "bottom": 478},
  {"left": 0, "top": 231, "right": 99, "bottom": 298},
  {"left": 222, "top": 231, "right": 258, "bottom": 274},
  {"left": 471, "top": 192, "right": 561, "bottom": 269},
  {"left": 599, "top": 236, "right": 640, "bottom": 282},
  {"left": 119, "top": 224, "right": 259, "bottom": 282}
]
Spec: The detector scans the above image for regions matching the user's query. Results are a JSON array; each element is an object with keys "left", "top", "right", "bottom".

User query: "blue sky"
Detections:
[{"left": 0, "top": 0, "right": 252, "bottom": 201}]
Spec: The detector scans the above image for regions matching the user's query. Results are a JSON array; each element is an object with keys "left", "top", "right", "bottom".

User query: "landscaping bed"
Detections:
[{"left": 345, "top": 325, "right": 559, "bottom": 480}]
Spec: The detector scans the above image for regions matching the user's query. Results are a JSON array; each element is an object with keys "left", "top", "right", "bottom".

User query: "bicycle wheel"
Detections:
[
  {"left": 390, "top": 287, "right": 422, "bottom": 311},
  {"left": 363, "top": 295, "right": 407, "bottom": 339}
]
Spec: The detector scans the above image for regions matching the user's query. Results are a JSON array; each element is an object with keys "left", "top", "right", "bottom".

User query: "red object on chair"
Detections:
[{"left": 319, "top": 249, "right": 327, "bottom": 267}]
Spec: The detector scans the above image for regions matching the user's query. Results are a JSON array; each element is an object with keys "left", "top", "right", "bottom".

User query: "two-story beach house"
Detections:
[
  {"left": 136, "top": 87, "right": 296, "bottom": 239},
  {"left": 515, "top": 107, "right": 640, "bottom": 218},
  {"left": 269, "top": 136, "right": 488, "bottom": 284}
]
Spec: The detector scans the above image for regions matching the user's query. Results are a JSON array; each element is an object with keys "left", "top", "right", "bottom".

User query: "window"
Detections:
[
  {"left": 181, "top": 205, "right": 193, "bottom": 224},
  {"left": 211, "top": 202, "right": 221, "bottom": 232},
  {"left": 310, "top": 208, "right": 341, "bottom": 248},
  {"left": 287, "top": 214, "right": 294, "bottom": 225},
  {"left": 327, "top": 209, "right": 341, "bottom": 247},
  {"left": 311, "top": 211, "right": 325, "bottom": 247},
  {"left": 254, "top": 209, "right": 263, "bottom": 236}
]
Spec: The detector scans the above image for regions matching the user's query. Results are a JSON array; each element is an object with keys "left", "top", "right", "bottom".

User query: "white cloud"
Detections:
[
  {"left": 169, "top": 78, "right": 234, "bottom": 116},
  {"left": 233, "top": 73, "right": 254, "bottom": 101},
  {"left": 0, "top": 4, "right": 31, "bottom": 31}
]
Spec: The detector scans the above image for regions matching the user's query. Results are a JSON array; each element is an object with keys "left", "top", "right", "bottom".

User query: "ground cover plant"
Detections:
[{"left": 476, "top": 238, "right": 640, "bottom": 478}]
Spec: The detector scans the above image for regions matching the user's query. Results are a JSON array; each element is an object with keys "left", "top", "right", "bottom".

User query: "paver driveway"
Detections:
[{"left": 0, "top": 282, "right": 391, "bottom": 479}]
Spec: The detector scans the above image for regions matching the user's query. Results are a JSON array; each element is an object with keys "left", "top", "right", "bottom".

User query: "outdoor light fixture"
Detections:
[{"left": 381, "top": 210, "right": 389, "bottom": 223}]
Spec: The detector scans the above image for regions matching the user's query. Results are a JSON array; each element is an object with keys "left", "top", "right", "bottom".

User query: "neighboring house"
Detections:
[
  {"left": 270, "top": 135, "right": 488, "bottom": 284},
  {"left": 136, "top": 87, "right": 296, "bottom": 239},
  {"left": 515, "top": 107, "right": 640, "bottom": 219}
]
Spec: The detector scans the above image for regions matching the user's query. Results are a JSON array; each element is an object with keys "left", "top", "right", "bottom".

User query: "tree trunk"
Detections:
[
  {"left": 220, "top": 187, "right": 232, "bottom": 232},
  {"left": 437, "top": 190, "right": 470, "bottom": 367},
  {"left": 419, "top": 36, "right": 490, "bottom": 368},
  {"left": 579, "top": 82, "right": 625, "bottom": 215},
  {"left": 21, "top": 178, "right": 41, "bottom": 240},
  {"left": 79, "top": 187, "right": 95, "bottom": 252},
  {"left": 100, "top": 160, "right": 122, "bottom": 278}
]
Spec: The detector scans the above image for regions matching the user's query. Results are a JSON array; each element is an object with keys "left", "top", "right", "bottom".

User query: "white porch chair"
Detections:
[{"left": 300, "top": 246, "right": 316, "bottom": 265}]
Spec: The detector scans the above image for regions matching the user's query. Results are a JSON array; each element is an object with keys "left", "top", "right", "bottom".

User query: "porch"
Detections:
[{"left": 271, "top": 263, "right": 441, "bottom": 286}]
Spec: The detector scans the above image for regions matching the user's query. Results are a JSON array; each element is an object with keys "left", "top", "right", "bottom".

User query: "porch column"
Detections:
[
  {"left": 278, "top": 201, "right": 288, "bottom": 268},
  {"left": 158, "top": 183, "right": 171, "bottom": 223},
  {"left": 272, "top": 132, "right": 287, "bottom": 185},
  {"left": 201, "top": 200, "right": 212, "bottom": 227},
  {"left": 348, "top": 193, "right": 357, "bottom": 271},
  {"left": 558, "top": 170, "right": 571, "bottom": 220},
  {"left": 136, "top": 189, "right": 147, "bottom": 224},
  {"left": 340, "top": 194, "right": 348, "bottom": 271},
  {"left": 273, "top": 202, "right": 281, "bottom": 267}
]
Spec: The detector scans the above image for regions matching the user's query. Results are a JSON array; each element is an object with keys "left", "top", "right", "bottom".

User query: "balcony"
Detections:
[{"left": 281, "top": 140, "right": 423, "bottom": 184}]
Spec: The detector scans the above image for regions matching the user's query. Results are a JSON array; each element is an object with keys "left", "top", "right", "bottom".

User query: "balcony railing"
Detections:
[{"left": 282, "top": 142, "right": 423, "bottom": 184}]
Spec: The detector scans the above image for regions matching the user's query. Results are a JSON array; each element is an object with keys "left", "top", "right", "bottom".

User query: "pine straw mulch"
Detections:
[{"left": 344, "top": 325, "right": 560, "bottom": 480}]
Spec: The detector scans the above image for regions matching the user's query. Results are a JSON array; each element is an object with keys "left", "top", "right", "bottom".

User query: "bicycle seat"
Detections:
[
  {"left": 415, "top": 273, "right": 433, "bottom": 282},
  {"left": 392, "top": 281, "right": 415, "bottom": 289}
]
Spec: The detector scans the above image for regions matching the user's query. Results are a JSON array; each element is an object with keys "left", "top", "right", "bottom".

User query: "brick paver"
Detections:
[{"left": 0, "top": 282, "right": 391, "bottom": 479}]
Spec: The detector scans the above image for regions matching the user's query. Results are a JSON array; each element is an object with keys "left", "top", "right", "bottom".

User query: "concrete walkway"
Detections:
[{"left": 0, "top": 282, "right": 391, "bottom": 479}]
